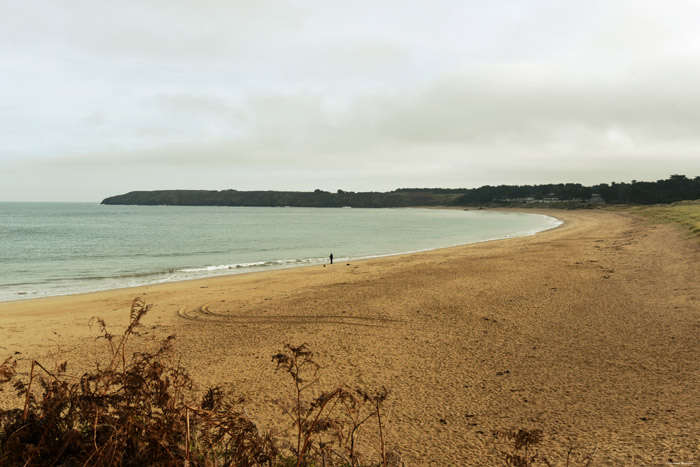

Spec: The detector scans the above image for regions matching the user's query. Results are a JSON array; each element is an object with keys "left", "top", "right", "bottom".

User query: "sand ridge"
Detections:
[{"left": 1, "top": 209, "right": 699, "bottom": 465}]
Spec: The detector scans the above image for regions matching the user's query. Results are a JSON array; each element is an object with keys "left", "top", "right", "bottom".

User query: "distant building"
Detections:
[
  {"left": 496, "top": 196, "right": 587, "bottom": 204},
  {"left": 496, "top": 197, "right": 537, "bottom": 203},
  {"left": 589, "top": 194, "right": 605, "bottom": 204}
]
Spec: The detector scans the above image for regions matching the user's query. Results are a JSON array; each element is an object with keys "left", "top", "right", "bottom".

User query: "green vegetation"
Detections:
[
  {"left": 593, "top": 174, "right": 700, "bottom": 205},
  {"left": 624, "top": 200, "right": 700, "bottom": 238},
  {"left": 102, "top": 175, "right": 700, "bottom": 208},
  {"left": 451, "top": 174, "right": 700, "bottom": 205}
]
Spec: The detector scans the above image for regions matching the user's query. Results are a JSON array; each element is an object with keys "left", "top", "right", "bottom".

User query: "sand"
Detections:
[{"left": 1, "top": 209, "right": 699, "bottom": 465}]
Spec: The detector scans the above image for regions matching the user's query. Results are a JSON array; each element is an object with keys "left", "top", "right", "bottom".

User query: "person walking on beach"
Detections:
[{"left": 330, "top": 253, "right": 333, "bottom": 264}]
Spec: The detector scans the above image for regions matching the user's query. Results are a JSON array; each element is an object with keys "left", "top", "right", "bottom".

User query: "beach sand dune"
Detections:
[{"left": 1, "top": 210, "right": 699, "bottom": 464}]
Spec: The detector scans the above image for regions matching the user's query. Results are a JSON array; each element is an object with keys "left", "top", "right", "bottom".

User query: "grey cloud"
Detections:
[
  {"left": 147, "top": 94, "right": 234, "bottom": 116},
  {"left": 5, "top": 0, "right": 700, "bottom": 201},
  {"left": 40, "top": 58, "right": 700, "bottom": 180},
  {"left": 368, "top": 63, "right": 700, "bottom": 147},
  {"left": 0, "top": 0, "right": 305, "bottom": 61}
]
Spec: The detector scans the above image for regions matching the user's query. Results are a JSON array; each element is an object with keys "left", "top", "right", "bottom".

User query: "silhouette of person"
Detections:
[{"left": 330, "top": 253, "right": 333, "bottom": 264}]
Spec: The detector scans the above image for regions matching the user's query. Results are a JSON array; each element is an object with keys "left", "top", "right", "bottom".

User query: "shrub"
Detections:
[{"left": 0, "top": 298, "right": 396, "bottom": 466}]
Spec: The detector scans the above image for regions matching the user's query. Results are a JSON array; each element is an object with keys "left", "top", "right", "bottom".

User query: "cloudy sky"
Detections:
[{"left": 2, "top": 0, "right": 700, "bottom": 201}]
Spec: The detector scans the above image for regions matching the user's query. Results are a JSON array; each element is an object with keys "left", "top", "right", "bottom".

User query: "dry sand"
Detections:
[{"left": 1, "top": 209, "right": 699, "bottom": 465}]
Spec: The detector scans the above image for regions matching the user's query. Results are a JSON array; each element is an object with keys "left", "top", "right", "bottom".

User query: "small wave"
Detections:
[{"left": 178, "top": 257, "right": 324, "bottom": 273}]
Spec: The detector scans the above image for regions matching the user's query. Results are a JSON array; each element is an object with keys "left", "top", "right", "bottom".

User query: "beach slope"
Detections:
[{"left": 1, "top": 210, "right": 699, "bottom": 464}]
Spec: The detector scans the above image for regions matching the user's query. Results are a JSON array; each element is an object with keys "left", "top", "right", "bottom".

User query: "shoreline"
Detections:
[
  {"left": 2, "top": 208, "right": 699, "bottom": 464},
  {"left": 0, "top": 209, "right": 562, "bottom": 305}
]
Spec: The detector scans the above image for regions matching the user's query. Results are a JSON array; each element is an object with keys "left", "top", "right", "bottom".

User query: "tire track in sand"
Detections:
[{"left": 177, "top": 302, "right": 399, "bottom": 327}]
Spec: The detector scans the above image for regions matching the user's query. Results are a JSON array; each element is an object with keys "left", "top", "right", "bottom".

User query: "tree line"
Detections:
[
  {"left": 102, "top": 175, "right": 700, "bottom": 207},
  {"left": 446, "top": 174, "right": 700, "bottom": 205}
]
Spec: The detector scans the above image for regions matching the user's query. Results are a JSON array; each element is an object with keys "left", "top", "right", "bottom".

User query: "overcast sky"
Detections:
[{"left": 2, "top": 0, "right": 700, "bottom": 201}]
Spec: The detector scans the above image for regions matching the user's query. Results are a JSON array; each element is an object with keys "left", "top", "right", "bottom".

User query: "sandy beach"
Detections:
[{"left": 1, "top": 209, "right": 699, "bottom": 465}]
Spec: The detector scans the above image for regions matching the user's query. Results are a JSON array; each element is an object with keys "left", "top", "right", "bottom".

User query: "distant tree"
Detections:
[{"left": 101, "top": 175, "right": 700, "bottom": 207}]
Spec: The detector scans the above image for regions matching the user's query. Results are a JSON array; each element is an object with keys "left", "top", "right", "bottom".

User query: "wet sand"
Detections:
[{"left": 1, "top": 209, "right": 699, "bottom": 465}]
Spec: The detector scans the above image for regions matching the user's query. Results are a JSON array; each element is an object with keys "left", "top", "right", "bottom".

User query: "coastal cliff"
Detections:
[{"left": 101, "top": 189, "right": 461, "bottom": 208}]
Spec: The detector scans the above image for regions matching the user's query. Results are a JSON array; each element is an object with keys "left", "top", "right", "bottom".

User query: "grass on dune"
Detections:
[{"left": 623, "top": 200, "right": 700, "bottom": 238}]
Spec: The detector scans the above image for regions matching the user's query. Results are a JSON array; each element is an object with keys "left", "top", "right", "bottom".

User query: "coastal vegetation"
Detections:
[
  {"left": 625, "top": 200, "right": 700, "bottom": 238},
  {"left": 102, "top": 175, "right": 700, "bottom": 208},
  {"left": 101, "top": 189, "right": 461, "bottom": 208},
  {"left": 0, "top": 299, "right": 397, "bottom": 466}
]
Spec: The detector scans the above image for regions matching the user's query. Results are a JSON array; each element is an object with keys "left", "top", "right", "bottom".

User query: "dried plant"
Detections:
[
  {"left": 493, "top": 428, "right": 543, "bottom": 467},
  {"left": 1, "top": 297, "right": 597, "bottom": 466},
  {"left": 0, "top": 298, "right": 275, "bottom": 466},
  {"left": 0, "top": 299, "right": 396, "bottom": 466},
  {"left": 0, "top": 357, "right": 16, "bottom": 387},
  {"left": 494, "top": 429, "right": 596, "bottom": 467},
  {"left": 272, "top": 344, "right": 398, "bottom": 467}
]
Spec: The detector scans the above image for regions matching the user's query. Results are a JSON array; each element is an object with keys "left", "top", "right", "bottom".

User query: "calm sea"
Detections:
[{"left": 0, "top": 203, "right": 561, "bottom": 302}]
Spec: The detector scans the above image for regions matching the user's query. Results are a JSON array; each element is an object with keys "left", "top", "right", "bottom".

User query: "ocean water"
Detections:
[{"left": 0, "top": 203, "right": 561, "bottom": 302}]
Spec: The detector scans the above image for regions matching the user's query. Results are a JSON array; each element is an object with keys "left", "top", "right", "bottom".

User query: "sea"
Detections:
[{"left": 0, "top": 203, "right": 562, "bottom": 302}]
